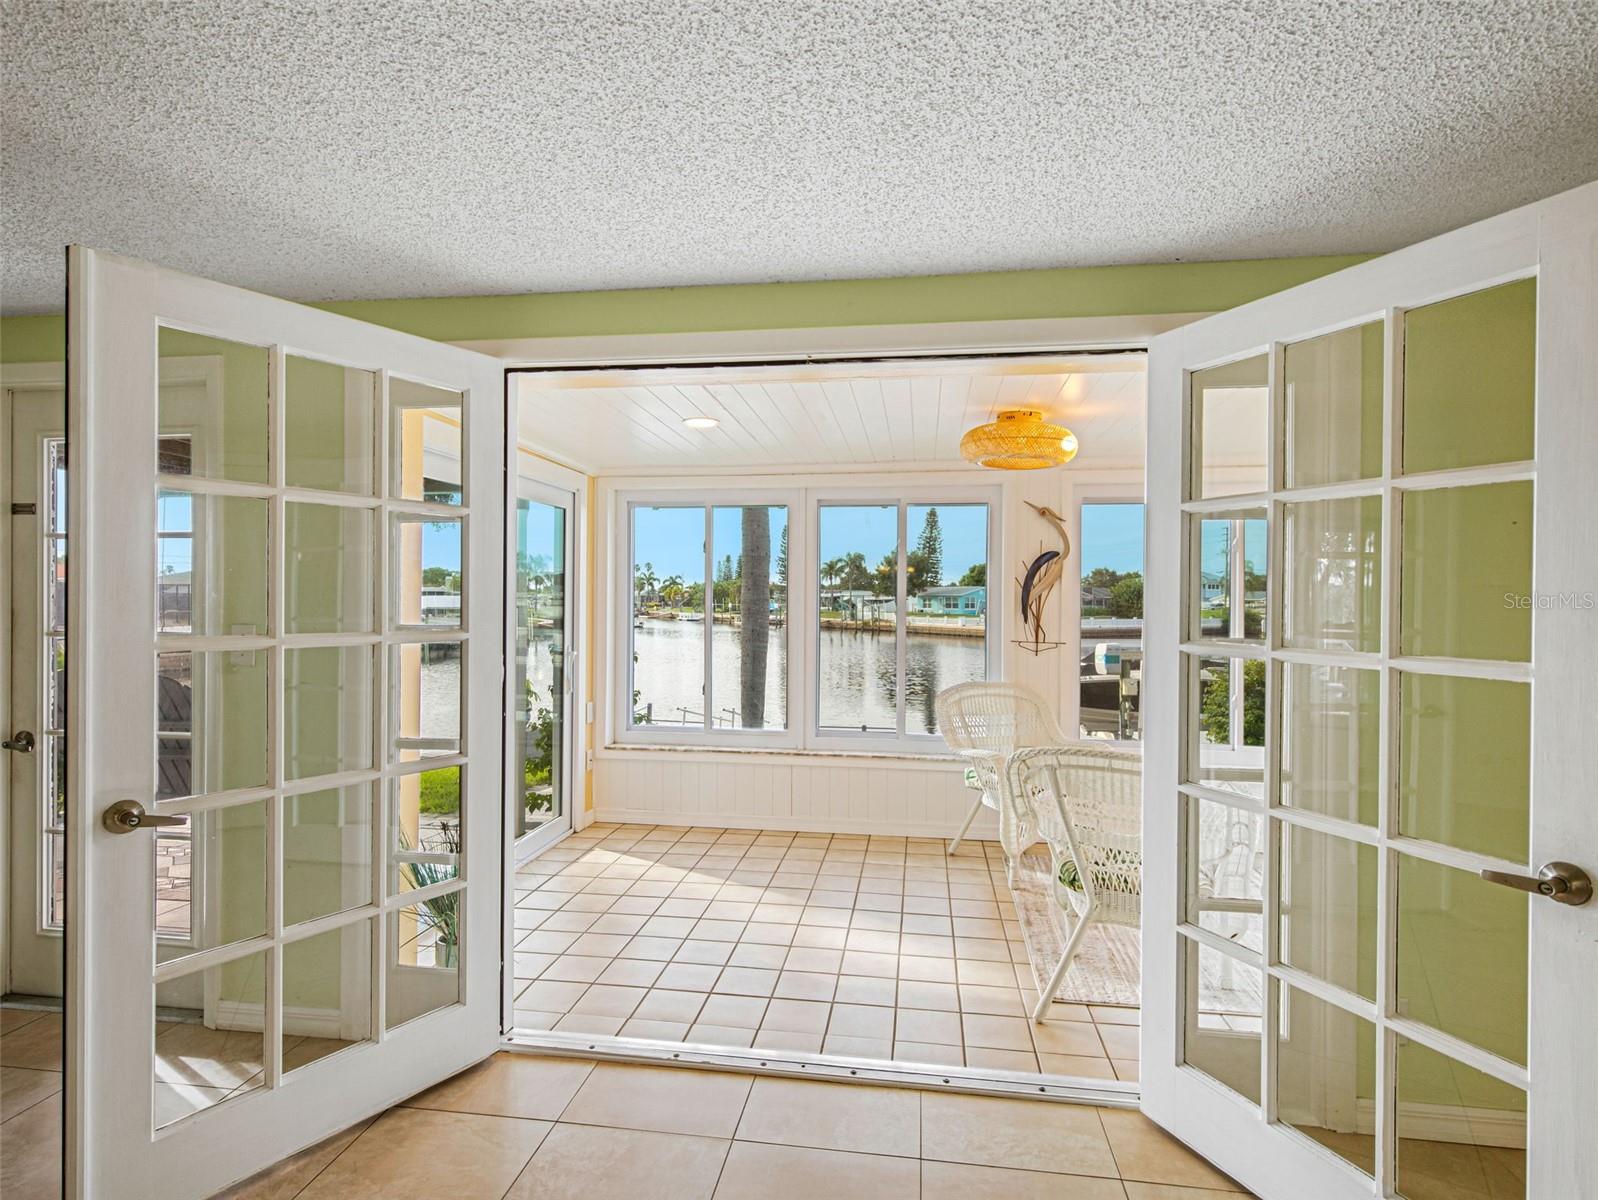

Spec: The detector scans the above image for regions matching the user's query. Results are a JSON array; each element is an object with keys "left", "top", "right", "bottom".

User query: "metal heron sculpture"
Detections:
[{"left": 1018, "top": 502, "right": 1071, "bottom": 644}]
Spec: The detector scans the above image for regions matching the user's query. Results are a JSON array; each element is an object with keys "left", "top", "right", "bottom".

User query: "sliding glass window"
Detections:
[{"left": 629, "top": 501, "right": 789, "bottom": 734}]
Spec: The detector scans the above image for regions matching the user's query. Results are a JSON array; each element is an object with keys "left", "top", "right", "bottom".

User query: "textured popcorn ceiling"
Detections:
[{"left": 3, "top": 1, "right": 1597, "bottom": 314}]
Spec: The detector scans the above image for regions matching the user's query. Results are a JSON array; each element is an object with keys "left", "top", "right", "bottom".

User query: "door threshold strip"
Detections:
[{"left": 500, "top": 1027, "right": 1139, "bottom": 1107}]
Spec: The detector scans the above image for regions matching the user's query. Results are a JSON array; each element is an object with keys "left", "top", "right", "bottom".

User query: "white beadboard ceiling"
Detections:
[
  {"left": 515, "top": 355, "right": 1149, "bottom": 473},
  {"left": 4, "top": 1, "right": 1598, "bottom": 314}
]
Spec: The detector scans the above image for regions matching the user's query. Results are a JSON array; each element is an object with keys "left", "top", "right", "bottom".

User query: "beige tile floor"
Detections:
[
  {"left": 511, "top": 823, "right": 1140, "bottom": 1080},
  {"left": 212, "top": 1051, "right": 1253, "bottom": 1199}
]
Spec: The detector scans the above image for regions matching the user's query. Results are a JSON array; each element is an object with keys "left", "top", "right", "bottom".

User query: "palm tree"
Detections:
[
  {"left": 661, "top": 574, "right": 685, "bottom": 609},
  {"left": 636, "top": 561, "right": 659, "bottom": 607},
  {"left": 821, "top": 557, "right": 845, "bottom": 609}
]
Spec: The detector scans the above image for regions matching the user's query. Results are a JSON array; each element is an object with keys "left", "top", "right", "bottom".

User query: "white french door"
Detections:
[
  {"left": 1141, "top": 183, "right": 1598, "bottom": 1198},
  {"left": 65, "top": 247, "right": 507, "bottom": 1199}
]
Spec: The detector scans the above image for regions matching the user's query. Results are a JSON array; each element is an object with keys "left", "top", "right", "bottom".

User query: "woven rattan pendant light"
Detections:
[{"left": 959, "top": 409, "right": 1079, "bottom": 470}]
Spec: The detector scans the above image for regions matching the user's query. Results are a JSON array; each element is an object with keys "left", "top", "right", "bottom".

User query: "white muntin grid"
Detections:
[
  {"left": 146, "top": 336, "right": 472, "bottom": 1125},
  {"left": 1171, "top": 283, "right": 1537, "bottom": 1197}
]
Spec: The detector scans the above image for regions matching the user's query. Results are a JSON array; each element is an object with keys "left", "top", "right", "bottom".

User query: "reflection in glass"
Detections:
[
  {"left": 387, "top": 896, "right": 463, "bottom": 1030},
  {"left": 1403, "top": 279, "right": 1536, "bottom": 476},
  {"left": 1196, "top": 515, "right": 1267, "bottom": 641},
  {"left": 1190, "top": 354, "right": 1268, "bottom": 499},
  {"left": 1079, "top": 503, "right": 1144, "bottom": 741},
  {"left": 1284, "top": 321, "right": 1384, "bottom": 488},
  {"left": 1190, "top": 655, "right": 1265, "bottom": 801},
  {"left": 818, "top": 504, "right": 899, "bottom": 732},
  {"left": 156, "top": 651, "right": 269, "bottom": 799},
  {"left": 154, "top": 800, "right": 268, "bottom": 963},
  {"left": 1277, "top": 985, "right": 1377, "bottom": 1176},
  {"left": 709, "top": 505, "right": 789, "bottom": 731},
  {"left": 283, "top": 922, "right": 373, "bottom": 1072},
  {"left": 391, "top": 767, "right": 462, "bottom": 896},
  {"left": 517, "top": 497, "right": 567, "bottom": 835},
  {"left": 1400, "top": 481, "right": 1533, "bottom": 662},
  {"left": 1186, "top": 795, "right": 1264, "bottom": 952},
  {"left": 152, "top": 949, "right": 268, "bottom": 1129},
  {"left": 1280, "top": 663, "right": 1379, "bottom": 826},
  {"left": 391, "top": 642, "right": 461, "bottom": 762},
  {"left": 392, "top": 513, "right": 462, "bottom": 629},
  {"left": 905, "top": 503, "right": 987, "bottom": 734},
  {"left": 156, "top": 491, "right": 269, "bottom": 636},
  {"left": 284, "top": 645, "right": 375, "bottom": 781},
  {"left": 286, "top": 504, "right": 375, "bottom": 634},
  {"left": 285, "top": 355, "right": 376, "bottom": 494},
  {"left": 283, "top": 785, "right": 375, "bottom": 926},
  {"left": 1282, "top": 496, "right": 1382, "bottom": 653},
  {"left": 389, "top": 378, "right": 463, "bottom": 504},
  {"left": 631, "top": 505, "right": 706, "bottom": 727},
  {"left": 1183, "top": 937, "right": 1262, "bottom": 1102},
  {"left": 1396, "top": 1036, "right": 1525, "bottom": 1200},
  {"left": 1397, "top": 853, "right": 1527, "bottom": 1066},
  {"left": 1280, "top": 824, "right": 1377, "bottom": 1000},
  {"left": 158, "top": 328, "right": 269, "bottom": 484},
  {"left": 1398, "top": 673, "right": 1530, "bottom": 862}
]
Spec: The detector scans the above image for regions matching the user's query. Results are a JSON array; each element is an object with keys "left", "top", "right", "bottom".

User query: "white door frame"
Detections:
[
  {"left": 66, "top": 247, "right": 508, "bottom": 1200},
  {"left": 1142, "top": 181, "right": 1598, "bottom": 1198}
]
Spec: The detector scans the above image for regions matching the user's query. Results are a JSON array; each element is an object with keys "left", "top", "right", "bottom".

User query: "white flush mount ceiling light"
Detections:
[
  {"left": 959, "top": 409, "right": 1079, "bottom": 470},
  {"left": 682, "top": 416, "right": 719, "bottom": 430}
]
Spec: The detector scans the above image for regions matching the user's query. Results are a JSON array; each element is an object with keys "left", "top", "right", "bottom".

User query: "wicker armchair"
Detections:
[
  {"left": 1006, "top": 742, "right": 1143, "bottom": 1022},
  {"left": 935, "top": 682, "right": 1067, "bottom": 863}
]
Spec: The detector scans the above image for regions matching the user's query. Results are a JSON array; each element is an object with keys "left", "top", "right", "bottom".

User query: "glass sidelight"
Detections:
[
  {"left": 147, "top": 341, "right": 473, "bottom": 1131},
  {"left": 514, "top": 493, "right": 569, "bottom": 839},
  {"left": 1174, "top": 281, "right": 1539, "bottom": 1196}
]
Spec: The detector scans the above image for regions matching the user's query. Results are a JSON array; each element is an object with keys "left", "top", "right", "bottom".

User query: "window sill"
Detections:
[{"left": 598, "top": 742, "right": 959, "bottom": 767}]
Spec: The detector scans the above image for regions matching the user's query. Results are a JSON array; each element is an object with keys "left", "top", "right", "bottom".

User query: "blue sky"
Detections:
[
  {"left": 1079, "top": 503, "right": 1144, "bottom": 577},
  {"left": 632, "top": 504, "right": 989, "bottom": 586},
  {"left": 1200, "top": 516, "right": 1267, "bottom": 580}
]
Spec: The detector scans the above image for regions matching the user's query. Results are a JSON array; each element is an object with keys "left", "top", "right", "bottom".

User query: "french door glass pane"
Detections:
[
  {"left": 285, "top": 645, "right": 376, "bottom": 781},
  {"left": 1182, "top": 938, "right": 1262, "bottom": 1102},
  {"left": 1190, "top": 354, "right": 1268, "bottom": 500},
  {"left": 906, "top": 503, "right": 987, "bottom": 735},
  {"left": 709, "top": 505, "right": 788, "bottom": 731},
  {"left": 1395, "top": 1036, "right": 1525, "bottom": 1200},
  {"left": 1277, "top": 985, "right": 1377, "bottom": 1177},
  {"left": 282, "top": 921, "right": 373, "bottom": 1072},
  {"left": 392, "top": 513, "right": 462, "bottom": 629},
  {"left": 156, "top": 491, "right": 269, "bottom": 636},
  {"left": 1402, "top": 279, "right": 1536, "bottom": 475},
  {"left": 517, "top": 498, "right": 567, "bottom": 833},
  {"left": 818, "top": 504, "right": 898, "bottom": 732},
  {"left": 631, "top": 505, "right": 707, "bottom": 728},
  {"left": 1279, "top": 663, "right": 1379, "bottom": 826},
  {"left": 391, "top": 767, "right": 461, "bottom": 895},
  {"left": 1185, "top": 795, "right": 1264, "bottom": 952},
  {"left": 391, "top": 642, "right": 462, "bottom": 762},
  {"left": 1396, "top": 853, "right": 1527, "bottom": 1066},
  {"left": 153, "top": 801, "right": 268, "bottom": 965},
  {"left": 1399, "top": 481, "right": 1533, "bottom": 662},
  {"left": 1195, "top": 515, "right": 1267, "bottom": 642},
  {"left": 389, "top": 379, "right": 463, "bottom": 504},
  {"left": 285, "top": 355, "right": 376, "bottom": 494},
  {"left": 153, "top": 949, "right": 268, "bottom": 1129},
  {"left": 1278, "top": 824, "right": 1377, "bottom": 1001},
  {"left": 1398, "top": 673, "right": 1530, "bottom": 862},
  {"left": 1282, "top": 496, "right": 1382, "bottom": 653},
  {"left": 283, "top": 785, "right": 376, "bottom": 927},
  {"left": 1188, "top": 654, "right": 1265, "bottom": 801},
  {"left": 286, "top": 504, "right": 376, "bottom": 634},
  {"left": 1284, "top": 321, "right": 1384, "bottom": 488},
  {"left": 158, "top": 328, "right": 269, "bottom": 485},
  {"left": 156, "top": 650, "right": 269, "bottom": 798},
  {"left": 387, "top": 898, "right": 461, "bottom": 1029}
]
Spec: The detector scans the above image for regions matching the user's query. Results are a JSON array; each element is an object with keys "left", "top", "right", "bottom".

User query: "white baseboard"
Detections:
[
  {"left": 592, "top": 805, "right": 1000, "bottom": 841},
  {"left": 1349, "top": 1099, "right": 1525, "bottom": 1149},
  {"left": 213, "top": 1000, "right": 346, "bottom": 1039}
]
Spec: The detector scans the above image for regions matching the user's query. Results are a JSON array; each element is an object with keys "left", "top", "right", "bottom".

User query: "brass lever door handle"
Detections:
[
  {"left": 1480, "top": 861, "right": 1593, "bottom": 906},
  {"left": 2, "top": 730, "right": 35, "bottom": 753},
  {"left": 102, "top": 799, "right": 187, "bottom": 834}
]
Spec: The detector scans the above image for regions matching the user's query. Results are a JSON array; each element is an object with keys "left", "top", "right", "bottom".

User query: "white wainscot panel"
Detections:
[{"left": 594, "top": 752, "right": 1000, "bottom": 839}]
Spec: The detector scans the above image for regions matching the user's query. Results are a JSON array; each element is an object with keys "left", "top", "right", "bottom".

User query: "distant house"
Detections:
[{"left": 911, "top": 585, "right": 986, "bottom": 616}]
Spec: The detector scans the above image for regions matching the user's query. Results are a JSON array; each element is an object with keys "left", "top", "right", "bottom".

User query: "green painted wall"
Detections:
[{"left": 1, "top": 253, "right": 1371, "bottom": 362}]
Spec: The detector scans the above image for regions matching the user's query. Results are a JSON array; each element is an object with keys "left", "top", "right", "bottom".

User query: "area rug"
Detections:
[{"left": 1012, "top": 846, "right": 1142, "bottom": 1007}]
